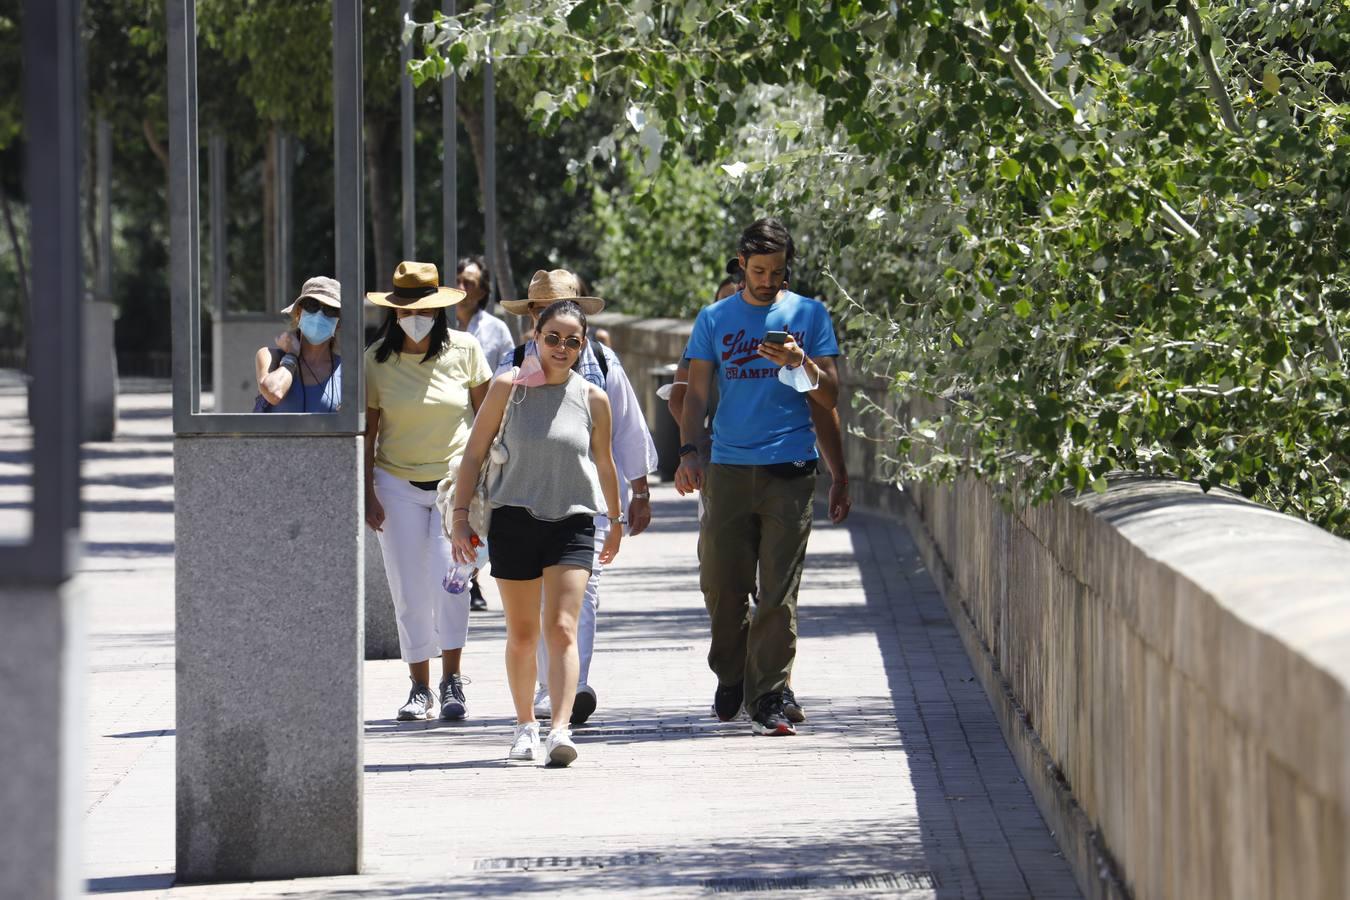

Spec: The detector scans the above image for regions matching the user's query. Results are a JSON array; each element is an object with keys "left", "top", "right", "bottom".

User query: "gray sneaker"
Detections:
[
  {"left": 439, "top": 673, "right": 468, "bottom": 721},
  {"left": 396, "top": 681, "right": 434, "bottom": 721}
]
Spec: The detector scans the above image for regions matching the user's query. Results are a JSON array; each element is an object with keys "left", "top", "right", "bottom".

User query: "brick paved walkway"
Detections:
[{"left": 48, "top": 387, "right": 1080, "bottom": 898}]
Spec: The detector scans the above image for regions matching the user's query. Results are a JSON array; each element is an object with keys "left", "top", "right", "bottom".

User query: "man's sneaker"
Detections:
[
  {"left": 439, "top": 673, "right": 468, "bottom": 721},
  {"left": 545, "top": 727, "right": 578, "bottom": 767},
  {"left": 712, "top": 680, "right": 744, "bottom": 722},
  {"left": 751, "top": 693, "right": 797, "bottom": 736},
  {"left": 781, "top": 687, "right": 805, "bottom": 724},
  {"left": 469, "top": 578, "right": 487, "bottom": 612},
  {"left": 533, "top": 684, "right": 551, "bottom": 719},
  {"left": 508, "top": 721, "right": 540, "bottom": 761},
  {"left": 396, "top": 681, "right": 434, "bottom": 721},
  {"left": 571, "top": 684, "right": 598, "bottom": 726}
]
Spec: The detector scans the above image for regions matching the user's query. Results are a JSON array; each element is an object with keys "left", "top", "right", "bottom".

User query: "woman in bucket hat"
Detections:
[
  {"left": 254, "top": 276, "right": 344, "bottom": 413},
  {"left": 364, "top": 261, "right": 493, "bottom": 722},
  {"left": 449, "top": 288, "right": 625, "bottom": 767}
]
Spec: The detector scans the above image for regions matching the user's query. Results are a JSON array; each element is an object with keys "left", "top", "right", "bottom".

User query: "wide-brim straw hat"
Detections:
[
  {"left": 366, "top": 261, "right": 465, "bottom": 309},
  {"left": 281, "top": 275, "right": 342, "bottom": 315},
  {"left": 499, "top": 269, "right": 605, "bottom": 316}
]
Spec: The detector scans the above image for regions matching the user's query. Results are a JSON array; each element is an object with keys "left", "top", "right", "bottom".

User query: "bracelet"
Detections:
[
  {"left": 631, "top": 491, "right": 650, "bottom": 500},
  {"left": 280, "top": 353, "right": 298, "bottom": 369},
  {"left": 452, "top": 506, "right": 469, "bottom": 512},
  {"left": 678, "top": 442, "right": 698, "bottom": 458}
]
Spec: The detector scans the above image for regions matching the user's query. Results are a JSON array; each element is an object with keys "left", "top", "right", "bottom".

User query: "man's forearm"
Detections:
[
  {"left": 802, "top": 356, "right": 839, "bottom": 408},
  {"left": 811, "top": 404, "right": 847, "bottom": 481},
  {"left": 680, "top": 394, "right": 710, "bottom": 447}
]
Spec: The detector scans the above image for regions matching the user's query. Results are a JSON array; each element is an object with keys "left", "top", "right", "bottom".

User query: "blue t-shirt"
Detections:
[
  {"left": 267, "top": 358, "right": 342, "bottom": 413},
  {"left": 683, "top": 291, "right": 839, "bottom": 465}
]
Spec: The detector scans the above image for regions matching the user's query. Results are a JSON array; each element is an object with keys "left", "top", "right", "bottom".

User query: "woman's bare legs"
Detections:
[
  {"left": 541, "top": 565, "right": 589, "bottom": 727},
  {"left": 496, "top": 577, "right": 544, "bottom": 723}
]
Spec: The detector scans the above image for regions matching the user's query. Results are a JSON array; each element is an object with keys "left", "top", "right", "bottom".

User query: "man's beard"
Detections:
[{"left": 747, "top": 285, "right": 777, "bottom": 302}]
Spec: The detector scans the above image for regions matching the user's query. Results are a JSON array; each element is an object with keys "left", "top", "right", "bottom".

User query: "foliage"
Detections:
[
  {"left": 586, "top": 147, "right": 752, "bottom": 317},
  {"left": 414, "top": 0, "right": 1350, "bottom": 536}
]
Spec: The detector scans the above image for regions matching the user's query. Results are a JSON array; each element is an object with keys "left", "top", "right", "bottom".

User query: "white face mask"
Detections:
[
  {"left": 397, "top": 314, "right": 435, "bottom": 343},
  {"left": 778, "top": 362, "right": 818, "bottom": 393}
]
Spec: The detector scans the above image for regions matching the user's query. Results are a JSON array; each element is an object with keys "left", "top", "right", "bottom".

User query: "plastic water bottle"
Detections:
[{"left": 443, "top": 537, "right": 489, "bottom": 594}]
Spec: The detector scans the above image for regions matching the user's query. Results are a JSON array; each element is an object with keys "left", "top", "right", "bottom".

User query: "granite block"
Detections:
[
  {"left": 364, "top": 526, "right": 400, "bottom": 660},
  {"left": 175, "top": 434, "right": 362, "bottom": 881},
  {"left": 0, "top": 584, "right": 82, "bottom": 900}
]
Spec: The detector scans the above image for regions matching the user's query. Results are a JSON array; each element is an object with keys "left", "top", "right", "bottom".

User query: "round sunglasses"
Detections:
[
  {"left": 299, "top": 297, "right": 340, "bottom": 317},
  {"left": 541, "top": 331, "right": 583, "bottom": 351}
]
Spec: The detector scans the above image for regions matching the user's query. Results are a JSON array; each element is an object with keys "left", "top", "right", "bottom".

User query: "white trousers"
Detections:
[
  {"left": 537, "top": 515, "right": 607, "bottom": 687},
  {"left": 373, "top": 467, "right": 470, "bottom": 663}
]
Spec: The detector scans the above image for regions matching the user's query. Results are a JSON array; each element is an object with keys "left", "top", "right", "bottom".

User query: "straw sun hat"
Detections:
[
  {"left": 499, "top": 269, "right": 605, "bottom": 316},
  {"left": 366, "top": 261, "right": 466, "bottom": 309}
]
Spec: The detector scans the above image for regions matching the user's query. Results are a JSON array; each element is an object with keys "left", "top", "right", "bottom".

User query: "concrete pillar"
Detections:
[
  {"left": 0, "top": 587, "right": 83, "bottom": 900},
  {"left": 210, "top": 313, "right": 282, "bottom": 413},
  {"left": 175, "top": 435, "right": 363, "bottom": 880},
  {"left": 364, "top": 528, "right": 401, "bottom": 659},
  {"left": 82, "top": 297, "right": 118, "bottom": 441},
  {"left": 83, "top": 118, "right": 118, "bottom": 441}
]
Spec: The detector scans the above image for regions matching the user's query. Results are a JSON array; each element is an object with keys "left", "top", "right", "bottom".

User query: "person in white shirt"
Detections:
[
  {"left": 453, "top": 255, "right": 517, "bottom": 610},
  {"left": 454, "top": 255, "right": 516, "bottom": 389},
  {"left": 497, "top": 270, "right": 660, "bottom": 726}
]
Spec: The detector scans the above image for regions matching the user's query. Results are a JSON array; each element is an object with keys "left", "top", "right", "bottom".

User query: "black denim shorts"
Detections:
[{"left": 487, "top": 505, "right": 596, "bottom": 581}]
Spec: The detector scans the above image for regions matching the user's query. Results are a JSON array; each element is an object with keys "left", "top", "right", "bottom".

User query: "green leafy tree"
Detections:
[
  {"left": 413, "top": 0, "right": 1350, "bottom": 535},
  {"left": 586, "top": 147, "right": 752, "bottom": 316}
]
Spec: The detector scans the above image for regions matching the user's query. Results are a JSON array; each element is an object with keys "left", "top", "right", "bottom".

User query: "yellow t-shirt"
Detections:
[{"left": 365, "top": 332, "right": 493, "bottom": 481}]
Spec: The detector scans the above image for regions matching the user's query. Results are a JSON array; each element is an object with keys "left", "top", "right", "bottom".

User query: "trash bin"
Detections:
[{"left": 649, "top": 364, "right": 681, "bottom": 480}]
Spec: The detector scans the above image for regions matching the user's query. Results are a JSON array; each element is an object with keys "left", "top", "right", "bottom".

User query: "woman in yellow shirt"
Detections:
[{"left": 365, "top": 262, "right": 493, "bottom": 722}]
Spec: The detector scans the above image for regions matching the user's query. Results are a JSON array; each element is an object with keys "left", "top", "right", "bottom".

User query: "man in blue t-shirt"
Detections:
[{"left": 675, "top": 217, "right": 845, "bottom": 737}]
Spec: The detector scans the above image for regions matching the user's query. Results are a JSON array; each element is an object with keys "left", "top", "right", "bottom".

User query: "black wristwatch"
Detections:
[{"left": 678, "top": 442, "right": 699, "bottom": 458}]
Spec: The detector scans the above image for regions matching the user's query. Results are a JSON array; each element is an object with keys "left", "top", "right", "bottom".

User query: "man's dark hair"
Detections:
[
  {"left": 456, "top": 255, "right": 490, "bottom": 310},
  {"left": 737, "top": 218, "right": 794, "bottom": 264},
  {"left": 371, "top": 307, "right": 451, "bottom": 364}
]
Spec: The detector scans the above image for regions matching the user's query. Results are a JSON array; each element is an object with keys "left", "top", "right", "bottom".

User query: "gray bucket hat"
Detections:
[{"left": 281, "top": 276, "right": 342, "bottom": 315}]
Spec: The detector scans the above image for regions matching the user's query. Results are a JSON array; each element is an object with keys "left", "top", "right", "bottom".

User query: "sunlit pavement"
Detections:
[{"left": 0, "top": 378, "right": 1079, "bottom": 898}]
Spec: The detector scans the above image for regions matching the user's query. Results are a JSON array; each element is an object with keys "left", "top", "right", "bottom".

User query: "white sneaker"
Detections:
[
  {"left": 508, "top": 721, "right": 540, "bottom": 761},
  {"left": 532, "top": 685, "right": 551, "bottom": 720},
  {"left": 545, "top": 727, "right": 578, "bottom": 767}
]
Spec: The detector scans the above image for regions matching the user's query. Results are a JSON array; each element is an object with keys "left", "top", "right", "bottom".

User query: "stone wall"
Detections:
[{"left": 601, "top": 311, "right": 1350, "bottom": 900}]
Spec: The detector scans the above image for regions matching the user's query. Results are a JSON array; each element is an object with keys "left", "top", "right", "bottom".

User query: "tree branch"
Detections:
[
  {"left": 1184, "top": 2, "right": 1243, "bottom": 134},
  {"left": 141, "top": 117, "right": 169, "bottom": 171}
]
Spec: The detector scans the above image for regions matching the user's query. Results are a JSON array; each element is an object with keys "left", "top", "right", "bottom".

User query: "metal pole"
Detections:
[
  {"left": 400, "top": 0, "right": 414, "bottom": 260},
  {"left": 442, "top": 0, "right": 457, "bottom": 276},
  {"left": 168, "top": 0, "right": 201, "bottom": 424},
  {"left": 208, "top": 134, "right": 228, "bottom": 314},
  {"left": 96, "top": 117, "right": 112, "bottom": 303},
  {"left": 273, "top": 131, "right": 292, "bottom": 308},
  {"left": 335, "top": 0, "right": 365, "bottom": 416},
  {"left": 483, "top": 0, "right": 498, "bottom": 304},
  {"left": 19, "top": 0, "right": 82, "bottom": 574}
]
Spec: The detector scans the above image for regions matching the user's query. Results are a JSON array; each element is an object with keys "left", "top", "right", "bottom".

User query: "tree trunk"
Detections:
[
  {"left": 1, "top": 189, "right": 30, "bottom": 318},
  {"left": 456, "top": 94, "right": 517, "bottom": 301},
  {"left": 85, "top": 129, "right": 99, "bottom": 294},
  {"left": 365, "top": 109, "right": 398, "bottom": 290},
  {"left": 141, "top": 116, "right": 169, "bottom": 171}
]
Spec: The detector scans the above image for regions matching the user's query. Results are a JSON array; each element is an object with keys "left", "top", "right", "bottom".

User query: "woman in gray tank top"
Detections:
[{"left": 449, "top": 297, "right": 622, "bottom": 767}]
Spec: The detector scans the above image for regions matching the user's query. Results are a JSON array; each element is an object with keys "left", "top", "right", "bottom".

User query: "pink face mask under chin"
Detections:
[{"left": 512, "top": 351, "right": 549, "bottom": 387}]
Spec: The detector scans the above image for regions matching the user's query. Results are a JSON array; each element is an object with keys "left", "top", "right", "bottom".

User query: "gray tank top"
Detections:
[{"left": 489, "top": 372, "right": 606, "bottom": 521}]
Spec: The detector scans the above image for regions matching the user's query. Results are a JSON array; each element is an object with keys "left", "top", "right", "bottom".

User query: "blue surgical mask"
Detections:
[{"left": 299, "top": 309, "right": 338, "bottom": 344}]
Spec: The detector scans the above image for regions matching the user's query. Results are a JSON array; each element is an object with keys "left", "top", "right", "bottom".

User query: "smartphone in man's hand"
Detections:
[{"left": 764, "top": 330, "right": 790, "bottom": 345}]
